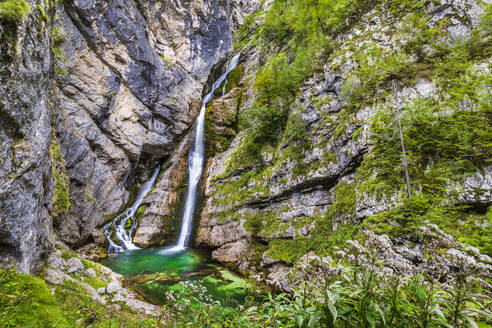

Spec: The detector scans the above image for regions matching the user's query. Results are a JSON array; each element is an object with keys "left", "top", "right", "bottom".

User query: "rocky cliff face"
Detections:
[
  {"left": 0, "top": 0, "right": 489, "bottom": 285},
  {"left": 196, "top": 0, "right": 492, "bottom": 287},
  {"left": 0, "top": 0, "right": 261, "bottom": 271},
  {"left": 52, "top": 0, "right": 240, "bottom": 247},
  {"left": 0, "top": 0, "right": 54, "bottom": 273},
  {"left": 131, "top": 0, "right": 261, "bottom": 247}
]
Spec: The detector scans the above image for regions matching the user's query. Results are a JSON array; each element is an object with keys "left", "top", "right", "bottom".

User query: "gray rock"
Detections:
[
  {"left": 66, "top": 257, "right": 84, "bottom": 273},
  {"left": 48, "top": 0, "right": 259, "bottom": 248},
  {"left": 212, "top": 240, "right": 249, "bottom": 263},
  {"left": 97, "top": 287, "right": 106, "bottom": 294},
  {"left": 106, "top": 281, "right": 121, "bottom": 294},
  {"left": 479, "top": 254, "right": 492, "bottom": 263},
  {"left": 453, "top": 166, "right": 492, "bottom": 207},
  {"left": 195, "top": 0, "right": 489, "bottom": 287},
  {"left": 47, "top": 254, "right": 67, "bottom": 271},
  {"left": 133, "top": 133, "right": 193, "bottom": 247},
  {"left": 44, "top": 268, "right": 67, "bottom": 285},
  {"left": 84, "top": 268, "right": 96, "bottom": 277},
  {"left": 0, "top": 0, "right": 54, "bottom": 273},
  {"left": 265, "top": 263, "right": 291, "bottom": 291}
]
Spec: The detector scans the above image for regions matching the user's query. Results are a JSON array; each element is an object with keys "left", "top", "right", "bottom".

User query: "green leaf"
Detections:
[
  {"left": 328, "top": 302, "right": 338, "bottom": 323},
  {"left": 308, "top": 311, "right": 323, "bottom": 328}
]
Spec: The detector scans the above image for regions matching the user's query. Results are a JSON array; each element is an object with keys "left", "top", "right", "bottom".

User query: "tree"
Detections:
[{"left": 392, "top": 81, "right": 411, "bottom": 198}]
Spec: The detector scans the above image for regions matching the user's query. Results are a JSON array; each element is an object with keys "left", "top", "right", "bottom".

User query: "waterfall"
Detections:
[
  {"left": 103, "top": 165, "right": 161, "bottom": 253},
  {"left": 162, "top": 54, "right": 241, "bottom": 254}
]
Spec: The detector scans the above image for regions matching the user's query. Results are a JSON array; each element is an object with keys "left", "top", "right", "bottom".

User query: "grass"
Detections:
[{"left": 0, "top": 268, "right": 70, "bottom": 328}]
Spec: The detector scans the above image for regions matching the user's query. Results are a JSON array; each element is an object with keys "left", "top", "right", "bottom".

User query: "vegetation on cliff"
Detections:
[
  {"left": 50, "top": 139, "right": 71, "bottom": 218},
  {"left": 215, "top": 0, "right": 492, "bottom": 266},
  {"left": 0, "top": 0, "right": 31, "bottom": 22},
  {"left": 1, "top": 0, "right": 491, "bottom": 327}
]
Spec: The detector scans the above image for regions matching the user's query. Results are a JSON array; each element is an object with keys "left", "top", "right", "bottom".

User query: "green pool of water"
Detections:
[{"left": 100, "top": 248, "right": 253, "bottom": 306}]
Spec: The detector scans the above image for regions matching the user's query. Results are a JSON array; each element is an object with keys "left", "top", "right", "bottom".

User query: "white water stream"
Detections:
[
  {"left": 104, "top": 165, "right": 161, "bottom": 253},
  {"left": 103, "top": 54, "right": 240, "bottom": 254},
  {"left": 162, "top": 54, "right": 241, "bottom": 254}
]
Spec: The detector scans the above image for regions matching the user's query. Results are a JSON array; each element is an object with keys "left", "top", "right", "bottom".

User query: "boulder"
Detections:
[
  {"left": 106, "top": 281, "right": 122, "bottom": 294},
  {"left": 66, "top": 257, "right": 84, "bottom": 273}
]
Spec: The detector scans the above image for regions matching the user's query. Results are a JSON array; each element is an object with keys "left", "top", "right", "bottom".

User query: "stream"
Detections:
[{"left": 100, "top": 54, "right": 250, "bottom": 306}]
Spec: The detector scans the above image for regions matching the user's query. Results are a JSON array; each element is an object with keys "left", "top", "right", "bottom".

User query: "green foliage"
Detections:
[
  {"left": 353, "top": 8, "right": 491, "bottom": 249},
  {"left": 0, "top": 0, "right": 31, "bottom": 22},
  {"left": 326, "top": 180, "right": 357, "bottom": 221},
  {"left": 284, "top": 113, "right": 308, "bottom": 143},
  {"left": 36, "top": 3, "right": 48, "bottom": 24},
  {"left": 53, "top": 280, "right": 157, "bottom": 327},
  {"left": 224, "top": 66, "right": 242, "bottom": 94},
  {"left": 0, "top": 268, "right": 70, "bottom": 328},
  {"left": 50, "top": 140, "right": 70, "bottom": 217},
  {"left": 365, "top": 201, "right": 492, "bottom": 255},
  {"left": 266, "top": 238, "right": 311, "bottom": 263},
  {"left": 135, "top": 204, "right": 148, "bottom": 223},
  {"left": 242, "top": 0, "right": 367, "bottom": 147},
  {"left": 251, "top": 261, "right": 490, "bottom": 328},
  {"left": 0, "top": 257, "right": 158, "bottom": 327},
  {"left": 160, "top": 250, "right": 491, "bottom": 327},
  {"left": 245, "top": 104, "right": 286, "bottom": 144},
  {"left": 222, "top": 0, "right": 492, "bottom": 273},
  {"left": 161, "top": 280, "right": 252, "bottom": 327},
  {"left": 52, "top": 24, "right": 65, "bottom": 45},
  {"left": 388, "top": 0, "right": 427, "bottom": 15}
]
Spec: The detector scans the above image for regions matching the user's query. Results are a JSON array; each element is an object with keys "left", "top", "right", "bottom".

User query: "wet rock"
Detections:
[
  {"left": 133, "top": 133, "right": 193, "bottom": 247},
  {"left": 85, "top": 268, "right": 96, "bottom": 277},
  {"left": 206, "top": 87, "right": 242, "bottom": 154}
]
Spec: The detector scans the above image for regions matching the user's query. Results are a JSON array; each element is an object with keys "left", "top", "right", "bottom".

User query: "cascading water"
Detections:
[
  {"left": 104, "top": 165, "right": 161, "bottom": 253},
  {"left": 162, "top": 54, "right": 241, "bottom": 254}
]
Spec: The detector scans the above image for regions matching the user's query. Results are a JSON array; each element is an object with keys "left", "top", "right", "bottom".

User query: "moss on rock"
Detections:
[
  {"left": 50, "top": 139, "right": 70, "bottom": 218},
  {"left": 0, "top": 0, "right": 31, "bottom": 22}
]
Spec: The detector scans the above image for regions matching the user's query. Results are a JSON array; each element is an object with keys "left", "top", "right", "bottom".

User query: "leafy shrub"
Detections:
[
  {"left": 0, "top": 0, "right": 31, "bottom": 22},
  {"left": 159, "top": 250, "right": 491, "bottom": 327}
]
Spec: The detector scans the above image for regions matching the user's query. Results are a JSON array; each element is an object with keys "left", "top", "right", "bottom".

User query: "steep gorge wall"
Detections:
[
  {"left": 0, "top": 0, "right": 260, "bottom": 272},
  {"left": 0, "top": 0, "right": 54, "bottom": 273},
  {"left": 52, "top": 0, "right": 237, "bottom": 247}
]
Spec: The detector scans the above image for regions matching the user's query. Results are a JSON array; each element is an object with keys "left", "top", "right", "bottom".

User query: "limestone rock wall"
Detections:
[
  {"left": 0, "top": 0, "right": 261, "bottom": 270},
  {"left": 0, "top": 0, "right": 55, "bottom": 273}
]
